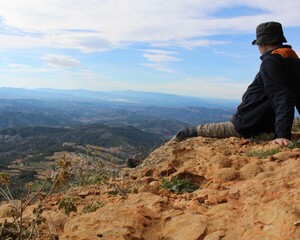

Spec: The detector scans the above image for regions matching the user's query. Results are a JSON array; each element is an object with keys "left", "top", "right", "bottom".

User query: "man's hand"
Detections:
[{"left": 271, "top": 138, "right": 291, "bottom": 146}]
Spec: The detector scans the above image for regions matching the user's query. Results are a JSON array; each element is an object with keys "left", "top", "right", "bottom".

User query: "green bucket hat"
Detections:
[{"left": 252, "top": 21, "right": 287, "bottom": 45}]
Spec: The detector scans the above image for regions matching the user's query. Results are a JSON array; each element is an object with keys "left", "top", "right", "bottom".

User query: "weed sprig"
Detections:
[{"left": 161, "top": 176, "right": 198, "bottom": 194}]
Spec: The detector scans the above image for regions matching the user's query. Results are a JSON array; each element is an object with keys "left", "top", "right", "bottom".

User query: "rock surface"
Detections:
[{"left": 1, "top": 137, "right": 300, "bottom": 239}]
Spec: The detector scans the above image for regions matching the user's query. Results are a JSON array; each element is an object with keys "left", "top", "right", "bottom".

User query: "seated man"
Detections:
[{"left": 172, "top": 21, "right": 299, "bottom": 146}]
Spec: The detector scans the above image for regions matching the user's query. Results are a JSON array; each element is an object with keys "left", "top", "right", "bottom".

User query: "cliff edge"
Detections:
[{"left": 1, "top": 137, "right": 300, "bottom": 239}]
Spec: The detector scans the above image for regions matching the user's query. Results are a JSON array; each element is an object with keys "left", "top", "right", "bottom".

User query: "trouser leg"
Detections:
[{"left": 196, "top": 121, "right": 241, "bottom": 138}]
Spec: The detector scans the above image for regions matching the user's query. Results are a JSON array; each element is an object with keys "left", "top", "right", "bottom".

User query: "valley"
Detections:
[{"left": 0, "top": 88, "right": 236, "bottom": 198}]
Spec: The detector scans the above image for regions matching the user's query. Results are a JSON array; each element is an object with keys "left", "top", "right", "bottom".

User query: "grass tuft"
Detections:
[
  {"left": 161, "top": 176, "right": 198, "bottom": 194},
  {"left": 246, "top": 148, "right": 280, "bottom": 158}
]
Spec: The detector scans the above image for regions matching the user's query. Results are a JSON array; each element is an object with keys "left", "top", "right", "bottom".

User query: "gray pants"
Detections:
[{"left": 196, "top": 121, "right": 241, "bottom": 138}]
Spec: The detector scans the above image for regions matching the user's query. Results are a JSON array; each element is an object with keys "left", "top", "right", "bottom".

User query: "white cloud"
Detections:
[
  {"left": 142, "top": 64, "right": 175, "bottom": 73},
  {"left": 142, "top": 49, "right": 179, "bottom": 73},
  {"left": 151, "top": 39, "right": 227, "bottom": 49},
  {"left": 8, "top": 64, "right": 30, "bottom": 68},
  {"left": 42, "top": 54, "right": 80, "bottom": 68},
  {"left": 213, "top": 50, "right": 242, "bottom": 58},
  {"left": 0, "top": 0, "right": 299, "bottom": 98},
  {"left": 0, "top": 0, "right": 300, "bottom": 52},
  {"left": 0, "top": 68, "right": 110, "bottom": 90},
  {"left": 143, "top": 50, "right": 179, "bottom": 63},
  {"left": 5, "top": 65, "right": 50, "bottom": 74}
]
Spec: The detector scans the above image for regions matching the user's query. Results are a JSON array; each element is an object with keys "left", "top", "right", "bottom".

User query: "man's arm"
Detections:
[{"left": 260, "top": 55, "right": 295, "bottom": 139}]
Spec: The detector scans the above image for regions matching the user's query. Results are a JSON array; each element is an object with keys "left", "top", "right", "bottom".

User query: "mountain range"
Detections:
[
  {"left": 0, "top": 88, "right": 237, "bottom": 132},
  {"left": 0, "top": 87, "right": 238, "bottom": 108},
  {"left": 0, "top": 87, "right": 237, "bottom": 166}
]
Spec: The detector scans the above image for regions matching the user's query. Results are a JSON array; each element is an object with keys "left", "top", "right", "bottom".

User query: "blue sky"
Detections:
[{"left": 0, "top": 0, "right": 300, "bottom": 100}]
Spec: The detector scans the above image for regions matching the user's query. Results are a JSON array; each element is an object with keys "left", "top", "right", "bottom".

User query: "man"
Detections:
[{"left": 172, "top": 21, "right": 299, "bottom": 146}]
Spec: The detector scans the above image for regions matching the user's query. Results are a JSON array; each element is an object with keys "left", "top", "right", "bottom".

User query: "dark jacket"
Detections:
[{"left": 231, "top": 45, "right": 299, "bottom": 139}]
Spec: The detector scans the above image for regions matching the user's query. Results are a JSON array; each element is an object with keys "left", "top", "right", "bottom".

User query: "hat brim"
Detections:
[{"left": 252, "top": 36, "right": 287, "bottom": 45}]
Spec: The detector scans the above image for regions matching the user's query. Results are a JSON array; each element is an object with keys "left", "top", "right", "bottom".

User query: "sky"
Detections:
[{"left": 0, "top": 0, "right": 300, "bottom": 100}]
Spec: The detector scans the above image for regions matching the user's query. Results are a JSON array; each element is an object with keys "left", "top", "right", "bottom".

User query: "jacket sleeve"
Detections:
[{"left": 260, "top": 55, "right": 295, "bottom": 139}]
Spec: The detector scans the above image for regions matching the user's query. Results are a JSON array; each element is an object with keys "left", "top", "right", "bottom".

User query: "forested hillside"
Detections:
[{"left": 0, "top": 124, "right": 161, "bottom": 166}]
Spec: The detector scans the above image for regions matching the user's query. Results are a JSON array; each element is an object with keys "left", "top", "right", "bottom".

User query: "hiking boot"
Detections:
[{"left": 171, "top": 126, "right": 198, "bottom": 142}]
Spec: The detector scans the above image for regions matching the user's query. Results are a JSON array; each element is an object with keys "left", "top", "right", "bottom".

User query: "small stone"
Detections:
[
  {"left": 211, "top": 155, "right": 232, "bottom": 168},
  {"left": 240, "top": 162, "right": 263, "bottom": 180},
  {"left": 78, "top": 191, "right": 90, "bottom": 197},
  {"left": 228, "top": 187, "right": 240, "bottom": 199},
  {"left": 141, "top": 177, "right": 156, "bottom": 184},
  {"left": 214, "top": 168, "right": 239, "bottom": 181},
  {"left": 294, "top": 221, "right": 300, "bottom": 226},
  {"left": 261, "top": 195, "right": 274, "bottom": 203},
  {"left": 272, "top": 151, "right": 296, "bottom": 162},
  {"left": 205, "top": 195, "right": 218, "bottom": 205},
  {"left": 138, "top": 181, "right": 160, "bottom": 194},
  {"left": 163, "top": 213, "right": 207, "bottom": 240},
  {"left": 203, "top": 230, "right": 225, "bottom": 240}
]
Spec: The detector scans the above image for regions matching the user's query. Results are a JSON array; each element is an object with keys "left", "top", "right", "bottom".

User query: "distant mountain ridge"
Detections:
[
  {"left": 0, "top": 87, "right": 239, "bottom": 108},
  {"left": 0, "top": 87, "right": 237, "bottom": 133}
]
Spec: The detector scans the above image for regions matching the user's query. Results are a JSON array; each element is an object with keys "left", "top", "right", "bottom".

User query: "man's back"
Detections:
[{"left": 231, "top": 45, "right": 298, "bottom": 139}]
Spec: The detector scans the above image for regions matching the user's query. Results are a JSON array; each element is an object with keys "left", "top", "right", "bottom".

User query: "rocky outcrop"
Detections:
[{"left": 1, "top": 137, "right": 300, "bottom": 239}]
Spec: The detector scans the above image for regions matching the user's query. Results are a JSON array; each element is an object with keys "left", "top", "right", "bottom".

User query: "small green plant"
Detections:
[
  {"left": 58, "top": 196, "right": 78, "bottom": 216},
  {"left": 107, "top": 177, "right": 132, "bottom": 199},
  {"left": 83, "top": 201, "right": 105, "bottom": 213},
  {"left": 292, "top": 118, "right": 300, "bottom": 132},
  {"left": 161, "top": 176, "right": 198, "bottom": 194},
  {"left": 249, "top": 133, "right": 275, "bottom": 143},
  {"left": 246, "top": 148, "right": 280, "bottom": 158},
  {"left": 288, "top": 139, "right": 300, "bottom": 149},
  {"left": 0, "top": 154, "right": 73, "bottom": 239},
  {"left": 72, "top": 153, "right": 111, "bottom": 187},
  {"left": 31, "top": 203, "right": 47, "bottom": 228}
]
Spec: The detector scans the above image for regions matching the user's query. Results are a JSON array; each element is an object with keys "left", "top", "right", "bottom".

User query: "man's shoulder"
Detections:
[{"left": 271, "top": 46, "right": 298, "bottom": 59}]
